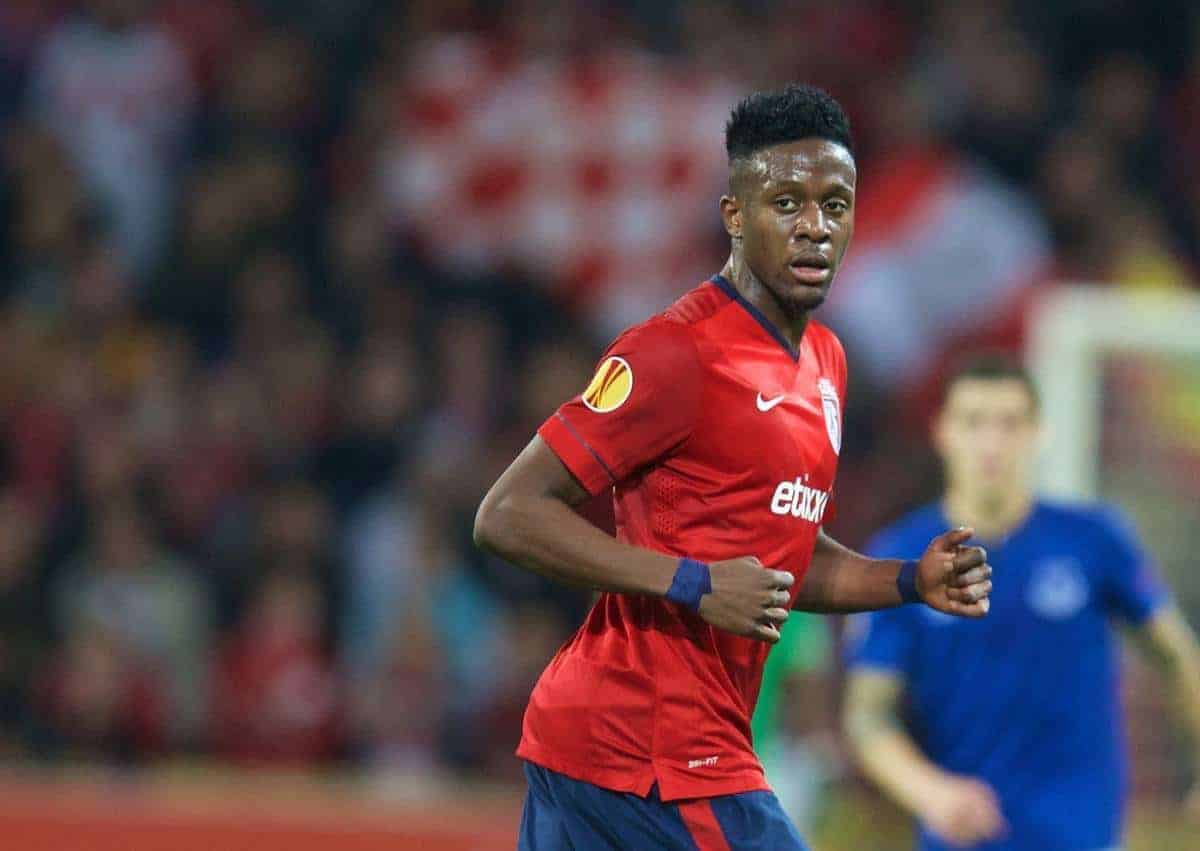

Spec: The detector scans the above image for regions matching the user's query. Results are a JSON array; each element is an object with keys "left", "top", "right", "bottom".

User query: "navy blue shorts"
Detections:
[{"left": 518, "top": 762, "right": 809, "bottom": 850}]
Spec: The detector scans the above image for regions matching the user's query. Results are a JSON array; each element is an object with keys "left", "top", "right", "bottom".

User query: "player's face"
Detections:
[
  {"left": 722, "top": 139, "right": 856, "bottom": 316},
  {"left": 935, "top": 379, "right": 1040, "bottom": 500}
]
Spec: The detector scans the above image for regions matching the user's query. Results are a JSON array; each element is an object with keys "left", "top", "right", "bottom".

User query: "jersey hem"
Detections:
[
  {"left": 516, "top": 743, "right": 656, "bottom": 797},
  {"left": 517, "top": 743, "right": 771, "bottom": 803}
]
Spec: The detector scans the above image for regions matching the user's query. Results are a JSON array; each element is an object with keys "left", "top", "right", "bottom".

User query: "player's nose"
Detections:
[{"left": 792, "top": 202, "right": 831, "bottom": 241}]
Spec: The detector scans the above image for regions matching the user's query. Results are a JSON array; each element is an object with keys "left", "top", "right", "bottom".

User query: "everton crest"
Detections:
[
  {"left": 1026, "top": 558, "right": 1089, "bottom": 620},
  {"left": 818, "top": 377, "right": 841, "bottom": 455}
]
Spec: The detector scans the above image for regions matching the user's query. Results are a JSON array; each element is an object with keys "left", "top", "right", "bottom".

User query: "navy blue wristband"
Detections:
[
  {"left": 897, "top": 559, "right": 921, "bottom": 604},
  {"left": 666, "top": 558, "right": 712, "bottom": 611}
]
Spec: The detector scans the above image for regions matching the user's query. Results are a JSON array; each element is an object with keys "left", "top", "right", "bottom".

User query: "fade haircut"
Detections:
[
  {"left": 943, "top": 352, "right": 1041, "bottom": 413},
  {"left": 724, "top": 83, "right": 854, "bottom": 167}
]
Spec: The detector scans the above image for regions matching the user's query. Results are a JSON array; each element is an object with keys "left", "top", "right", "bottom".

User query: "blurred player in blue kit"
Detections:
[{"left": 844, "top": 355, "right": 1200, "bottom": 850}]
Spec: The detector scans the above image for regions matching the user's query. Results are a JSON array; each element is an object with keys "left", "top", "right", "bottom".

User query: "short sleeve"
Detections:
[
  {"left": 846, "top": 607, "right": 916, "bottom": 676},
  {"left": 538, "top": 320, "right": 702, "bottom": 496},
  {"left": 1096, "top": 507, "right": 1170, "bottom": 625},
  {"left": 844, "top": 526, "right": 925, "bottom": 674}
]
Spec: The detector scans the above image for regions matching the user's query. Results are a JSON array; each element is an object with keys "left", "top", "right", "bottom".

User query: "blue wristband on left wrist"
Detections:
[
  {"left": 666, "top": 558, "right": 712, "bottom": 611},
  {"left": 897, "top": 559, "right": 921, "bottom": 604}
]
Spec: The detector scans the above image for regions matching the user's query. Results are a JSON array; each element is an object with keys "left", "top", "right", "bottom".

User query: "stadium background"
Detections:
[{"left": 0, "top": 0, "right": 1197, "bottom": 847}]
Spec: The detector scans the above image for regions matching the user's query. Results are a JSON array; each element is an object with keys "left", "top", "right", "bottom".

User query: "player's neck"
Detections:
[
  {"left": 943, "top": 488, "right": 1035, "bottom": 543},
  {"left": 721, "top": 256, "right": 810, "bottom": 348}
]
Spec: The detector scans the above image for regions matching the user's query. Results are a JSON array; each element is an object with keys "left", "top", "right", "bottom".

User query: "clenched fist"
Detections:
[
  {"left": 699, "top": 556, "right": 794, "bottom": 643},
  {"left": 920, "top": 773, "right": 1007, "bottom": 847},
  {"left": 918, "top": 528, "right": 993, "bottom": 618}
]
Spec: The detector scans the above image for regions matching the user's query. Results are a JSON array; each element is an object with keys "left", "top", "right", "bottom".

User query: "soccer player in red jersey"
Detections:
[{"left": 474, "top": 84, "right": 995, "bottom": 850}]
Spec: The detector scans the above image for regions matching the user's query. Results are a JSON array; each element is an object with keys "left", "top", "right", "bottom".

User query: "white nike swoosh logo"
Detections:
[{"left": 756, "top": 393, "right": 786, "bottom": 412}]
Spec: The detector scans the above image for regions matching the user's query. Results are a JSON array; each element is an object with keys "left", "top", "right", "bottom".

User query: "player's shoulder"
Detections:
[
  {"left": 1033, "top": 498, "right": 1137, "bottom": 542},
  {"left": 805, "top": 317, "right": 846, "bottom": 357},
  {"left": 597, "top": 302, "right": 706, "bottom": 392},
  {"left": 601, "top": 279, "right": 727, "bottom": 365},
  {"left": 660, "top": 277, "right": 730, "bottom": 328},
  {"left": 605, "top": 312, "right": 700, "bottom": 361}
]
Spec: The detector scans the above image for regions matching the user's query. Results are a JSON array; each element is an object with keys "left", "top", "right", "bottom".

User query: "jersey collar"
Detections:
[
  {"left": 936, "top": 499, "right": 1042, "bottom": 552},
  {"left": 710, "top": 274, "right": 800, "bottom": 362}
]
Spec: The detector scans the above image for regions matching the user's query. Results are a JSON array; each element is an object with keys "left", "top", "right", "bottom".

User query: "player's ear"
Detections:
[
  {"left": 720, "top": 195, "right": 742, "bottom": 240},
  {"left": 1032, "top": 409, "right": 1048, "bottom": 452},
  {"left": 930, "top": 407, "right": 949, "bottom": 456}
]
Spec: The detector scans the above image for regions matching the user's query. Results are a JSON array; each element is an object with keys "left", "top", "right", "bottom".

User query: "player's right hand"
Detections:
[
  {"left": 699, "top": 557, "right": 793, "bottom": 643},
  {"left": 920, "top": 773, "right": 1007, "bottom": 847}
]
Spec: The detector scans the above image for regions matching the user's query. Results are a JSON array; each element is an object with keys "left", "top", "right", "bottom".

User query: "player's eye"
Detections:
[
  {"left": 824, "top": 199, "right": 849, "bottom": 214},
  {"left": 775, "top": 198, "right": 797, "bottom": 212}
]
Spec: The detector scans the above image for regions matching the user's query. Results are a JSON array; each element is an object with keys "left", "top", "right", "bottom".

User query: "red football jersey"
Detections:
[{"left": 519, "top": 275, "right": 847, "bottom": 801}]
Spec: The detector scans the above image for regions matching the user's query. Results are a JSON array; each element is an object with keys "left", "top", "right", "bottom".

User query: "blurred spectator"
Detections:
[
  {"left": 28, "top": 0, "right": 195, "bottom": 279},
  {"left": 1037, "top": 123, "right": 1127, "bottom": 282},
  {"left": 938, "top": 20, "right": 1054, "bottom": 185},
  {"left": 213, "top": 568, "right": 341, "bottom": 765},
  {"left": 473, "top": 603, "right": 568, "bottom": 780},
  {"left": 318, "top": 335, "right": 418, "bottom": 514},
  {"left": 52, "top": 496, "right": 211, "bottom": 744},
  {"left": 319, "top": 197, "right": 410, "bottom": 346},
  {"left": 0, "top": 314, "right": 81, "bottom": 512},
  {"left": 157, "top": 0, "right": 253, "bottom": 99},
  {"left": 344, "top": 487, "right": 508, "bottom": 772},
  {"left": 0, "top": 491, "right": 46, "bottom": 754},
  {"left": 248, "top": 480, "right": 340, "bottom": 628},
  {"left": 825, "top": 72, "right": 1051, "bottom": 422},
  {"left": 217, "top": 27, "right": 323, "bottom": 150},
  {"left": 37, "top": 622, "right": 165, "bottom": 761},
  {"left": 353, "top": 604, "right": 447, "bottom": 774},
  {"left": 1, "top": 123, "right": 98, "bottom": 314},
  {"left": 378, "top": 16, "right": 738, "bottom": 336}
]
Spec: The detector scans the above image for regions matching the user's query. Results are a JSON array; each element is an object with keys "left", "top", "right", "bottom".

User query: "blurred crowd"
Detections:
[{"left": 0, "top": 0, "right": 1196, "bottom": 780}]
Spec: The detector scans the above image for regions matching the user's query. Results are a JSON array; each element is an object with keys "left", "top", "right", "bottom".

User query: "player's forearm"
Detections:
[
  {"left": 792, "top": 531, "right": 904, "bottom": 613},
  {"left": 845, "top": 701, "right": 946, "bottom": 817},
  {"left": 1143, "top": 608, "right": 1200, "bottom": 766},
  {"left": 1171, "top": 645, "right": 1200, "bottom": 765},
  {"left": 474, "top": 488, "right": 677, "bottom": 598}
]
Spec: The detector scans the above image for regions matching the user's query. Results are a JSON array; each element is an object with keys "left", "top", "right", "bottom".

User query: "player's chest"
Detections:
[
  {"left": 686, "top": 348, "right": 841, "bottom": 503},
  {"left": 1001, "top": 550, "right": 1101, "bottom": 625}
]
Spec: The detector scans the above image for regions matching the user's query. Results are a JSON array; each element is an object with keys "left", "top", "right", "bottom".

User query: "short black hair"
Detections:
[
  {"left": 943, "top": 352, "right": 1041, "bottom": 412},
  {"left": 725, "top": 84, "right": 854, "bottom": 165}
]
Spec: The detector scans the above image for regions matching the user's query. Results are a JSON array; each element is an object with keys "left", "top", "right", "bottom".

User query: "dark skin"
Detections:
[
  {"left": 475, "top": 137, "right": 992, "bottom": 643},
  {"left": 719, "top": 138, "right": 856, "bottom": 346}
]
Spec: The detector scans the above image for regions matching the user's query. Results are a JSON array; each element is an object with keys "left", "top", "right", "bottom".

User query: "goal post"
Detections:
[
  {"left": 1029, "top": 285, "right": 1200, "bottom": 503},
  {"left": 1028, "top": 285, "right": 1200, "bottom": 801}
]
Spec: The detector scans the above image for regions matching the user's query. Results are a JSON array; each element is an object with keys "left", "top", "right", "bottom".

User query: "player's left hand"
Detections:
[{"left": 917, "top": 527, "right": 992, "bottom": 618}]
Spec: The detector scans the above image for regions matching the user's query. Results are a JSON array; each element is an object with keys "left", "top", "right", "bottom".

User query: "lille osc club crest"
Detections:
[
  {"left": 582, "top": 356, "right": 633, "bottom": 413},
  {"left": 818, "top": 377, "right": 841, "bottom": 455}
]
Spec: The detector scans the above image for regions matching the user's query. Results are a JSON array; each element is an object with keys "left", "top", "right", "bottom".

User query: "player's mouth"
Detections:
[{"left": 788, "top": 255, "right": 831, "bottom": 285}]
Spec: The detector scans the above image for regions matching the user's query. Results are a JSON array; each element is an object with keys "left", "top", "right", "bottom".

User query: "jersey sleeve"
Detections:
[
  {"left": 538, "top": 320, "right": 702, "bottom": 496},
  {"left": 846, "top": 608, "right": 916, "bottom": 675},
  {"left": 844, "top": 528, "right": 920, "bottom": 675},
  {"left": 1095, "top": 507, "right": 1170, "bottom": 625}
]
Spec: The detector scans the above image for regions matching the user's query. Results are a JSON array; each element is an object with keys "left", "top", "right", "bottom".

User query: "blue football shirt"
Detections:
[{"left": 847, "top": 500, "right": 1169, "bottom": 851}]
